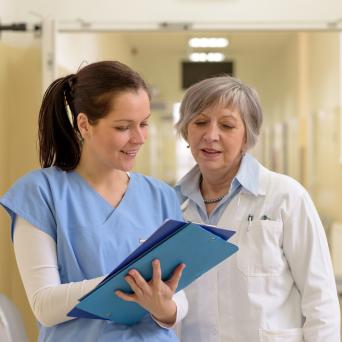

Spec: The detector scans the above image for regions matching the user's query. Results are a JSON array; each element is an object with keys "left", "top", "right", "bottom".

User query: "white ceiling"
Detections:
[{"left": 3, "top": 0, "right": 342, "bottom": 28}]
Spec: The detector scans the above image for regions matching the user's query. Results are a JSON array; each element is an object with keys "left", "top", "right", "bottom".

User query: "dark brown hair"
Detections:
[{"left": 38, "top": 61, "right": 150, "bottom": 171}]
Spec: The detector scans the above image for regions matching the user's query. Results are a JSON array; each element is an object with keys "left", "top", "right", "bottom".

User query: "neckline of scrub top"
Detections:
[{"left": 70, "top": 170, "right": 135, "bottom": 210}]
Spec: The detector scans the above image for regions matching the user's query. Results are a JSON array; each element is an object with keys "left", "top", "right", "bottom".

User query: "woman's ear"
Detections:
[
  {"left": 77, "top": 113, "right": 91, "bottom": 140},
  {"left": 242, "top": 129, "right": 248, "bottom": 151},
  {"left": 241, "top": 138, "right": 248, "bottom": 154},
  {"left": 242, "top": 139, "right": 248, "bottom": 153}
]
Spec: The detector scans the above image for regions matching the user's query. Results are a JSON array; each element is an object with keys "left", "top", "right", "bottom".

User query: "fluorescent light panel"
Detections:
[
  {"left": 189, "top": 37, "right": 229, "bottom": 48},
  {"left": 189, "top": 52, "right": 225, "bottom": 62}
]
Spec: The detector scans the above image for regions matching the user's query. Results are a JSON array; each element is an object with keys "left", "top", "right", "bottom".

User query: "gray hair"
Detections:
[{"left": 175, "top": 75, "right": 263, "bottom": 150}]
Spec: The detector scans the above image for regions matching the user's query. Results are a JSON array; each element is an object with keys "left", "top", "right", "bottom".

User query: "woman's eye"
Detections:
[
  {"left": 140, "top": 122, "right": 149, "bottom": 128},
  {"left": 194, "top": 121, "right": 207, "bottom": 126},
  {"left": 222, "top": 124, "right": 234, "bottom": 129},
  {"left": 114, "top": 126, "right": 129, "bottom": 131}
]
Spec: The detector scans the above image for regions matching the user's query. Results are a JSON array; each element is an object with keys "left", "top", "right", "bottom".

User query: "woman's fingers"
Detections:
[
  {"left": 128, "top": 269, "right": 150, "bottom": 295},
  {"left": 152, "top": 259, "right": 162, "bottom": 286},
  {"left": 116, "top": 261, "right": 186, "bottom": 306},
  {"left": 166, "top": 263, "right": 186, "bottom": 292},
  {"left": 124, "top": 274, "right": 144, "bottom": 297},
  {"left": 115, "top": 270, "right": 148, "bottom": 302},
  {"left": 115, "top": 289, "right": 135, "bottom": 302}
]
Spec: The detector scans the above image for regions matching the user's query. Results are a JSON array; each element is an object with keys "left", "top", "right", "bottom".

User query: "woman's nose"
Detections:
[
  {"left": 203, "top": 123, "right": 219, "bottom": 141},
  {"left": 131, "top": 127, "right": 146, "bottom": 144}
]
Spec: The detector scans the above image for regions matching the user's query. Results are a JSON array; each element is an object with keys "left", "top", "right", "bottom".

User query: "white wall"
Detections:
[
  {"left": 0, "top": 34, "right": 42, "bottom": 341},
  {"left": 1, "top": 0, "right": 341, "bottom": 26},
  {"left": 306, "top": 32, "right": 342, "bottom": 222},
  {"left": 56, "top": 32, "right": 134, "bottom": 74}
]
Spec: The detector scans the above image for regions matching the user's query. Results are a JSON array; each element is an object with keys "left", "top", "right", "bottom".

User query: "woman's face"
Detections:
[
  {"left": 81, "top": 89, "right": 150, "bottom": 172},
  {"left": 186, "top": 104, "right": 246, "bottom": 176}
]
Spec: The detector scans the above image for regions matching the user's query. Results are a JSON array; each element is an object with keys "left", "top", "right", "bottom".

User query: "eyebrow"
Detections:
[
  {"left": 197, "top": 113, "right": 237, "bottom": 120},
  {"left": 111, "top": 114, "right": 151, "bottom": 123}
]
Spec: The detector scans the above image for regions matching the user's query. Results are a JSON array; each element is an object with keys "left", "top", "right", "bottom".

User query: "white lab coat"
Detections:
[{"left": 177, "top": 162, "right": 340, "bottom": 342}]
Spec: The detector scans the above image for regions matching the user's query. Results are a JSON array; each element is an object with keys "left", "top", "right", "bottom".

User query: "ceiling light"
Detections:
[
  {"left": 189, "top": 37, "right": 229, "bottom": 48},
  {"left": 189, "top": 52, "right": 225, "bottom": 62}
]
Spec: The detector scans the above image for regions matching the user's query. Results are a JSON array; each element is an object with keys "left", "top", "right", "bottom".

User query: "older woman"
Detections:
[{"left": 175, "top": 75, "right": 340, "bottom": 342}]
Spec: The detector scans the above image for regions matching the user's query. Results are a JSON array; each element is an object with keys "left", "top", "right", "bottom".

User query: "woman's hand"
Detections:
[{"left": 115, "top": 259, "right": 186, "bottom": 325}]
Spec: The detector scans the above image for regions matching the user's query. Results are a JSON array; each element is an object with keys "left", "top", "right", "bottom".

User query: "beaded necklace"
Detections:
[
  {"left": 200, "top": 175, "right": 227, "bottom": 205},
  {"left": 203, "top": 195, "right": 225, "bottom": 204}
]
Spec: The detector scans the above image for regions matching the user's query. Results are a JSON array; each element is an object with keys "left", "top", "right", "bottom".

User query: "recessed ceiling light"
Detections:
[
  {"left": 189, "top": 37, "right": 229, "bottom": 48},
  {"left": 189, "top": 52, "right": 225, "bottom": 62}
]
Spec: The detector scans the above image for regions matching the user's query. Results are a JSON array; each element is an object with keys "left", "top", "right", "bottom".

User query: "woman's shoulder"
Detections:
[
  {"left": 260, "top": 164, "right": 307, "bottom": 197},
  {"left": 0, "top": 167, "right": 69, "bottom": 239},
  {"left": 130, "top": 173, "right": 182, "bottom": 219},
  {"left": 10, "top": 167, "right": 67, "bottom": 189},
  {"left": 2, "top": 167, "right": 72, "bottom": 203},
  {"left": 131, "top": 173, "right": 176, "bottom": 196}
]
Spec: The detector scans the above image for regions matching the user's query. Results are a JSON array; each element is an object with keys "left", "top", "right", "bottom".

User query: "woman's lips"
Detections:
[
  {"left": 121, "top": 150, "right": 139, "bottom": 157},
  {"left": 200, "top": 148, "right": 222, "bottom": 159},
  {"left": 201, "top": 148, "right": 221, "bottom": 154}
]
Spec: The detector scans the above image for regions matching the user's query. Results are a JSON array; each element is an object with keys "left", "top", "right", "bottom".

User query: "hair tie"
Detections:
[
  {"left": 65, "top": 74, "right": 76, "bottom": 100},
  {"left": 64, "top": 74, "right": 77, "bottom": 126}
]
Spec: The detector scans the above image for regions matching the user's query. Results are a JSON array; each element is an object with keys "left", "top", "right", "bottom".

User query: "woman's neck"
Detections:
[
  {"left": 199, "top": 169, "right": 238, "bottom": 216},
  {"left": 199, "top": 155, "right": 242, "bottom": 197},
  {"left": 76, "top": 158, "right": 126, "bottom": 185},
  {"left": 75, "top": 156, "right": 129, "bottom": 208},
  {"left": 200, "top": 172, "right": 233, "bottom": 199}
]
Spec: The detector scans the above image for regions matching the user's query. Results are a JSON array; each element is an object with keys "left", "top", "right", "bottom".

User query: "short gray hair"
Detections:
[{"left": 175, "top": 75, "right": 263, "bottom": 150}]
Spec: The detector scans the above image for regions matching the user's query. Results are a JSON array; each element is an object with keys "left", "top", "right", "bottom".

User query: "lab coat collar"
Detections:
[{"left": 175, "top": 153, "right": 267, "bottom": 198}]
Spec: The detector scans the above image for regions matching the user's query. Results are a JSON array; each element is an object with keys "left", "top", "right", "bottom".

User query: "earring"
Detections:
[{"left": 186, "top": 145, "right": 190, "bottom": 148}]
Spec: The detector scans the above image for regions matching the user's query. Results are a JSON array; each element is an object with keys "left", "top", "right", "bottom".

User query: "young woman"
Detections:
[{"left": 0, "top": 61, "right": 187, "bottom": 342}]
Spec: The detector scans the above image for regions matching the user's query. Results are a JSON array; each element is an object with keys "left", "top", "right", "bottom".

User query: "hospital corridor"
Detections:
[{"left": 1, "top": 0, "right": 342, "bottom": 341}]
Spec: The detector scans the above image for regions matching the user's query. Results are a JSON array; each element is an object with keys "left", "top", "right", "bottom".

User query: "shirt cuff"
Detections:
[{"left": 151, "top": 290, "right": 188, "bottom": 329}]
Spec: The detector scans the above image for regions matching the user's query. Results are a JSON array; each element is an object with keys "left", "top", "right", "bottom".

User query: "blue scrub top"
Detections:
[{"left": 0, "top": 167, "right": 183, "bottom": 342}]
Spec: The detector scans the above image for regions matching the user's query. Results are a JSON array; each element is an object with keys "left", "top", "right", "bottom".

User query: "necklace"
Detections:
[
  {"left": 199, "top": 175, "right": 227, "bottom": 204},
  {"left": 203, "top": 195, "right": 225, "bottom": 204}
]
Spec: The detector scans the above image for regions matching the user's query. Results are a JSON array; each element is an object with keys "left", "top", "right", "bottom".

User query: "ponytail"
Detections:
[{"left": 38, "top": 74, "right": 81, "bottom": 171}]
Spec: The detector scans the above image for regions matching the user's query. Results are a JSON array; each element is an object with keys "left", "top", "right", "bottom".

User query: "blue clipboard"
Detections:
[{"left": 68, "top": 219, "right": 238, "bottom": 325}]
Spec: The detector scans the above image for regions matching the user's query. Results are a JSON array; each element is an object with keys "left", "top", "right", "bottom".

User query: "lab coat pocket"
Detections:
[
  {"left": 259, "top": 327, "right": 304, "bottom": 342},
  {"left": 237, "top": 219, "right": 284, "bottom": 276}
]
